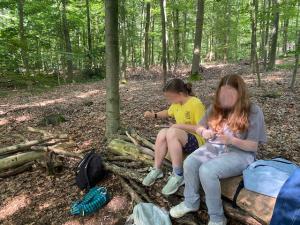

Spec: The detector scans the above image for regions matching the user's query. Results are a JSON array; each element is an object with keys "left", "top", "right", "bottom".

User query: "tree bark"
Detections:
[
  {"left": 172, "top": 2, "right": 180, "bottom": 69},
  {"left": 144, "top": 2, "right": 151, "bottom": 70},
  {"left": 61, "top": 0, "right": 73, "bottom": 80},
  {"left": 120, "top": 0, "right": 127, "bottom": 81},
  {"left": 250, "top": 0, "right": 261, "bottom": 86},
  {"left": 191, "top": 0, "right": 205, "bottom": 78},
  {"left": 86, "top": 0, "right": 93, "bottom": 69},
  {"left": 0, "top": 151, "right": 44, "bottom": 172},
  {"left": 160, "top": 0, "right": 168, "bottom": 85},
  {"left": 105, "top": 0, "right": 120, "bottom": 137},
  {"left": 290, "top": 29, "right": 299, "bottom": 90},
  {"left": 267, "top": 0, "right": 279, "bottom": 70},
  {"left": 17, "top": 0, "right": 30, "bottom": 73}
]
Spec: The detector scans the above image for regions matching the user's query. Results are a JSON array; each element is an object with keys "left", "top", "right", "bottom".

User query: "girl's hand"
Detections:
[
  {"left": 217, "top": 134, "right": 233, "bottom": 145},
  {"left": 197, "top": 127, "right": 215, "bottom": 139},
  {"left": 144, "top": 111, "right": 155, "bottom": 118}
]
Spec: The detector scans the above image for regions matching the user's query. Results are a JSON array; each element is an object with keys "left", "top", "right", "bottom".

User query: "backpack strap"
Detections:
[
  {"left": 232, "top": 180, "right": 244, "bottom": 208},
  {"left": 84, "top": 151, "right": 95, "bottom": 191}
]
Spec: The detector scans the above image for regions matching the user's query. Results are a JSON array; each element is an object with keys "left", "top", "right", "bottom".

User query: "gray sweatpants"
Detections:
[{"left": 183, "top": 143, "right": 255, "bottom": 222}]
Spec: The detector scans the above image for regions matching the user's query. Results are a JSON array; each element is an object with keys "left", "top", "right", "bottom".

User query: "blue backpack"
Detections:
[
  {"left": 243, "top": 158, "right": 299, "bottom": 197},
  {"left": 270, "top": 168, "right": 300, "bottom": 225}
]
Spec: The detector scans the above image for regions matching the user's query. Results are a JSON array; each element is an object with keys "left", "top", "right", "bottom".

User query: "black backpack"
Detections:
[{"left": 75, "top": 149, "right": 106, "bottom": 191}]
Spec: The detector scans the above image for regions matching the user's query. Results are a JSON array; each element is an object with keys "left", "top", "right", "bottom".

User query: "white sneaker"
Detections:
[
  {"left": 170, "top": 202, "right": 198, "bottom": 218},
  {"left": 208, "top": 218, "right": 227, "bottom": 225}
]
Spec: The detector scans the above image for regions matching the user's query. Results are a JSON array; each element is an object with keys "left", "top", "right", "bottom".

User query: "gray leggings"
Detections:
[{"left": 183, "top": 143, "right": 255, "bottom": 222}]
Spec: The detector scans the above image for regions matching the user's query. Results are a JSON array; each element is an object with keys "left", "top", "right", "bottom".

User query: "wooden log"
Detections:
[
  {"left": 0, "top": 138, "right": 52, "bottom": 156},
  {"left": 104, "top": 162, "right": 144, "bottom": 183},
  {"left": 221, "top": 176, "right": 275, "bottom": 225},
  {"left": 0, "top": 161, "right": 34, "bottom": 178},
  {"left": 223, "top": 201, "right": 262, "bottom": 225},
  {"left": 119, "top": 177, "right": 143, "bottom": 203},
  {"left": 108, "top": 139, "right": 153, "bottom": 166},
  {"left": 31, "top": 146, "right": 83, "bottom": 159},
  {"left": 0, "top": 151, "right": 44, "bottom": 172},
  {"left": 129, "top": 130, "right": 155, "bottom": 150}
]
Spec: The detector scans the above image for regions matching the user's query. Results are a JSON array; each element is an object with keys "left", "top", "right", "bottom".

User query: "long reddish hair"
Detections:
[{"left": 208, "top": 74, "right": 251, "bottom": 133}]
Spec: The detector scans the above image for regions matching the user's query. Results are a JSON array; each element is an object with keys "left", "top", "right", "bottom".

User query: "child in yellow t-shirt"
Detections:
[{"left": 143, "top": 78, "right": 205, "bottom": 196}]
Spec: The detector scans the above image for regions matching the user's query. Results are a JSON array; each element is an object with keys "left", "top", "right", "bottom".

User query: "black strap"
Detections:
[
  {"left": 84, "top": 150, "right": 95, "bottom": 191},
  {"left": 232, "top": 180, "right": 244, "bottom": 208}
]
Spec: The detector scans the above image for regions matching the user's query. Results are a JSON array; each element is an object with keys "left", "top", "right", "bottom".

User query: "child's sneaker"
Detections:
[
  {"left": 170, "top": 202, "right": 198, "bottom": 218},
  {"left": 142, "top": 167, "right": 164, "bottom": 186},
  {"left": 161, "top": 173, "right": 184, "bottom": 196}
]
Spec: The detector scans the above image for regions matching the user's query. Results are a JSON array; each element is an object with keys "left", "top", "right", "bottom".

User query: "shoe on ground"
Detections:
[
  {"left": 208, "top": 218, "right": 227, "bottom": 225},
  {"left": 142, "top": 167, "right": 163, "bottom": 186},
  {"left": 161, "top": 173, "right": 184, "bottom": 196},
  {"left": 170, "top": 202, "right": 198, "bottom": 218}
]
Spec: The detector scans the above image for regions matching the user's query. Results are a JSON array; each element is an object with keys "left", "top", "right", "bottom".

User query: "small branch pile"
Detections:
[
  {"left": 105, "top": 130, "right": 275, "bottom": 225},
  {"left": 0, "top": 127, "right": 81, "bottom": 178}
]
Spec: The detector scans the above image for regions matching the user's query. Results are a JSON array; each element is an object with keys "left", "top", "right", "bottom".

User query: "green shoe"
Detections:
[
  {"left": 142, "top": 167, "right": 164, "bottom": 186},
  {"left": 161, "top": 173, "right": 184, "bottom": 196}
]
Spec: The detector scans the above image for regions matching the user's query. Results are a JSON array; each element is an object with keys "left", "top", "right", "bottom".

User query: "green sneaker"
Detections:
[
  {"left": 142, "top": 167, "right": 164, "bottom": 186},
  {"left": 161, "top": 173, "right": 184, "bottom": 196}
]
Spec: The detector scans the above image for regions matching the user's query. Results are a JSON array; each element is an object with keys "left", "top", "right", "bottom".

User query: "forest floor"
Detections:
[{"left": 0, "top": 61, "right": 299, "bottom": 225}]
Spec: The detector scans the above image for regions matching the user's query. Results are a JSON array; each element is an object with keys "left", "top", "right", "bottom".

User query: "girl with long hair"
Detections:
[{"left": 170, "top": 74, "right": 267, "bottom": 225}]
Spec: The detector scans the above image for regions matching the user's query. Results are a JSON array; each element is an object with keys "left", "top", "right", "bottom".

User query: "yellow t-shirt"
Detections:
[{"left": 168, "top": 96, "right": 205, "bottom": 145}]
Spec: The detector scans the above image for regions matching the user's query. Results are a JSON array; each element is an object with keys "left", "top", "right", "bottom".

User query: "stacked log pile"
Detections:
[{"left": 0, "top": 127, "right": 81, "bottom": 177}]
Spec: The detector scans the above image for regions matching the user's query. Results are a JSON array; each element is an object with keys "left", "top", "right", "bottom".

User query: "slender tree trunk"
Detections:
[
  {"left": 160, "top": 0, "right": 167, "bottom": 85},
  {"left": 120, "top": 0, "right": 127, "bottom": 81},
  {"left": 61, "top": 0, "right": 73, "bottom": 80},
  {"left": 182, "top": 12, "right": 187, "bottom": 63},
  {"left": 191, "top": 0, "right": 205, "bottom": 78},
  {"left": 290, "top": 3, "right": 299, "bottom": 90},
  {"left": 86, "top": 0, "right": 92, "bottom": 69},
  {"left": 144, "top": 2, "right": 151, "bottom": 70},
  {"left": 251, "top": 0, "right": 261, "bottom": 86},
  {"left": 267, "top": 0, "right": 279, "bottom": 70},
  {"left": 17, "top": 0, "right": 29, "bottom": 73},
  {"left": 223, "top": 0, "right": 231, "bottom": 63},
  {"left": 151, "top": 16, "right": 155, "bottom": 65},
  {"left": 282, "top": 19, "right": 289, "bottom": 56},
  {"left": 172, "top": 4, "right": 180, "bottom": 69},
  {"left": 263, "top": 0, "right": 271, "bottom": 70},
  {"left": 105, "top": 0, "right": 120, "bottom": 137}
]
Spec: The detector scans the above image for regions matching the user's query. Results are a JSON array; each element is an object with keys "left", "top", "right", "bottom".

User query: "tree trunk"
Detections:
[
  {"left": 172, "top": 3, "right": 180, "bottom": 69},
  {"left": 105, "top": 0, "right": 120, "bottom": 137},
  {"left": 282, "top": 19, "right": 289, "bottom": 56},
  {"left": 191, "top": 0, "right": 205, "bottom": 78},
  {"left": 251, "top": 0, "right": 261, "bottom": 86},
  {"left": 86, "top": 0, "right": 93, "bottom": 69},
  {"left": 160, "top": 0, "right": 168, "bottom": 85},
  {"left": 182, "top": 12, "right": 187, "bottom": 63},
  {"left": 290, "top": 22, "right": 299, "bottom": 90},
  {"left": 17, "top": 0, "right": 29, "bottom": 74},
  {"left": 120, "top": 0, "right": 127, "bottom": 81},
  {"left": 61, "top": 0, "right": 73, "bottom": 80},
  {"left": 267, "top": 0, "right": 279, "bottom": 70},
  {"left": 144, "top": 2, "right": 151, "bottom": 70},
  {"left": 151, "top": 16, "right": 155, "bottom": 65},
  {"left": 263, "top": 0, "right": 271, "bottom": 70}
]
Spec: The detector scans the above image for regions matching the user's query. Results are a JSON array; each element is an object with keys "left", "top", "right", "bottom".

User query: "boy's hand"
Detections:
[{"left": 144, "top": 110, "right": 155, "bottom": 118}]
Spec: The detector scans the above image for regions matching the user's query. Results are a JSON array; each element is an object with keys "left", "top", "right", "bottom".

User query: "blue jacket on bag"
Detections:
[{"left": 270, "top": 168, "right": 300, "bottom": 225}]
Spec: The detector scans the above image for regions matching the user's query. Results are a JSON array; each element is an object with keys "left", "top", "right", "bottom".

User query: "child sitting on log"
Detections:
[
  {"left": 142, "top": 78, "right": 206, "bottom": 196},
  {"left": 169, "top": 74, "right": 267, "bottom": 225}
]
